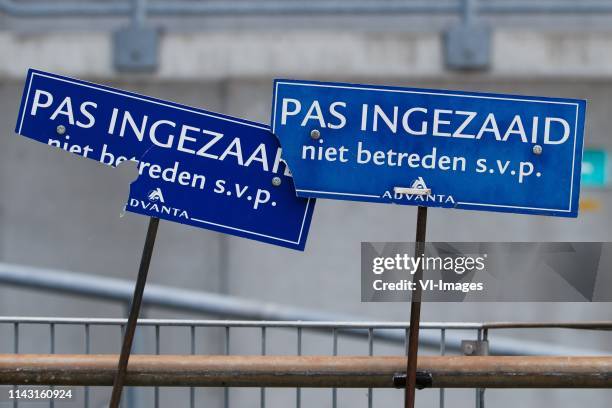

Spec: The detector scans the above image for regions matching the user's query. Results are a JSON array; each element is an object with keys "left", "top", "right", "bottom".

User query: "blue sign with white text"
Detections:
[
  {"left": 15, "top": 69, "right": 315, "bottom": 250},
  {"left": 272, "top": 80, "right": 586, "bottom": 217}
]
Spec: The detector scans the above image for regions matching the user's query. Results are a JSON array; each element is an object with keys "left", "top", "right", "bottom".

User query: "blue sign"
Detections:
[
  {"left": 15, "top": 69, "right": 315, "bottom": 250},
  {"left": 272, "top": 80, "right": 586, "bottom": 217}
]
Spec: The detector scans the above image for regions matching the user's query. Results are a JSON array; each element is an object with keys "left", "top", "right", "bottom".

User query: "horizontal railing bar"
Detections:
[
  {"left": 479, "top": 1, "right": 612, "bottom": 14},
  {"left": 0, "top": 317, "right": 482, "bottom": 329},
  {"left": 2, "top": 354, "right": 612, "bottom": 388},
  {"left": 0, "top": 0, "right": 457, "bottom": 17},
  {"left": 1, "top": 0, "right": 612, "bottom": 18},
  {"left": 0, "top": 0, "right": 130, "bottom": 16},
  {"left": 483, "top": 322, "right": 612, "bottom": 330},
  {"left": 2, "top": 317, "right": 612, "bottom": 330},
  {"left": 147, "top": 1, "right": 459, "bottom": 16},
  {"left": 0, "top": 263, "right": 369, "bottom": 322}
]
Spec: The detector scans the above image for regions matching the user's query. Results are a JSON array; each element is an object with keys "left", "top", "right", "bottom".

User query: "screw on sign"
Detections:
[{"left": 533, "top": 144, "right": 543, "bottom": 155}]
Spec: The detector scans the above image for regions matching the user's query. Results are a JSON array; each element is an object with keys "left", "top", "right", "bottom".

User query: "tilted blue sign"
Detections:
[
  {"left": 272, "top": 80, "right": 586, "bottom": 217},
  {"left": 15, "top": 69, "right": 315, "bottom": 250}
]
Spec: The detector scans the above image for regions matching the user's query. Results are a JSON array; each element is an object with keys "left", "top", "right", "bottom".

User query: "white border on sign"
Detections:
[
  {"left": 20, "top": 72, "right": 313, "bottom": 246},
  {"left": 272, "top": 81, "right": 581, "bottom": 214}
]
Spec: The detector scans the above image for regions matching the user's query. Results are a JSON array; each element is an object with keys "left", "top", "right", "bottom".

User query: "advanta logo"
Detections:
[
  {"left": 129, "top": 187, "right": 189, "bottom": 219},
  {"left": 383, "top": 176, "right": 456, "bottom": 204},
  {"left": 411, "top": 177, "right": 427, "bottom": 190},
  {"left": 147, "top": 188, "right": 165, "bottom": 203}
]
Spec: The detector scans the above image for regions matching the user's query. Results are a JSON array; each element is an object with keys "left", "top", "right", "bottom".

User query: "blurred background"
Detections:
[{"left": 0, "top": 0, "right": 611, "bottom": 407}]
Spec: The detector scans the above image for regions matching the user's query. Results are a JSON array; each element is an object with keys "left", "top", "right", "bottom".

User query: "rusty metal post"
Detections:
[
  {"left": 109, "top": 217, "right": 160, "bottom": 407},
  {"left": 405, "top": 206, "right": 427, "bottom": 408}
]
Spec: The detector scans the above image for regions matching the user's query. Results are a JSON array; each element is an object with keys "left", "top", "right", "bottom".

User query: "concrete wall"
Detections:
[{"left": 3, "top": 30, "right": 612, "bottom": 80}]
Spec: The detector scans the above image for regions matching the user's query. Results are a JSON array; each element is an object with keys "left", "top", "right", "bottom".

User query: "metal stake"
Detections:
[
  {"left": 109, "top": 217, "right": 160, "bottom": 407},
  {"left": 405, "top": 206, "right": 427, "bottom": 408}
]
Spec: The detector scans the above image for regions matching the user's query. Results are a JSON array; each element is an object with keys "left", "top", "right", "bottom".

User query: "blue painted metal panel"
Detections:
[
  {"left": 272, "top": 79, "right": 586, "bottom": 217},
  {"left": 16, "top": 69, "right": 314, "bottom": 250}
]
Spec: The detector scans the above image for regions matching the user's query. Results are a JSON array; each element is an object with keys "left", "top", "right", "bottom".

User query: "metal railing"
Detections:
[
  {"left": 1, "top": 317, "right": 612, "bottom": 408},
  {"left": 0, "top": 317, "right": 469, "bottom": 408},
  {"left": 0, "top": 262, "right": 605, "bottom": 357},
  {"left": 1, "top": 264, "right": 611, "bottom": 407},
  {"left": 2, "top": 0, "right": 612, "bottom": 19}
]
